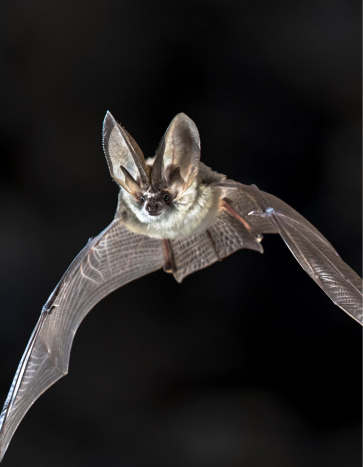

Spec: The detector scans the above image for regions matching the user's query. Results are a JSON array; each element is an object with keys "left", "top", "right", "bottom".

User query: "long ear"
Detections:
[
  {"left": 102, "top": 111, "right": 149, "bottom": 193},
  {"left": 152, "top": 113, "right": 200, "bottom": 194}
]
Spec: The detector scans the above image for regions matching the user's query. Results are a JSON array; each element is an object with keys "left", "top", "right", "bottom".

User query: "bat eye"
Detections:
[
  {"left": 164, "top": 195, "right": 170, "bottom": 203},
  {"left": 141, "top": 196, "right": 145, "bottom": 202}
]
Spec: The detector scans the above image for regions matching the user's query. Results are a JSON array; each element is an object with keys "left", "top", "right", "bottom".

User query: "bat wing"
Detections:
[
  {"left": 246, "top": 184, "right": 362, "bottom": 324},
  {"left": 0, "top": 219, "right": 164, "bottom": 461},
  {"left": 167, "top": 181, "right": 362, "bottom": 324}
]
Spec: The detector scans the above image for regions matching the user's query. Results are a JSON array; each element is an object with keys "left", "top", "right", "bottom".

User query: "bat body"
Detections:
[{"left": 0, "top": 112, "right": 361, "bottom": 462}]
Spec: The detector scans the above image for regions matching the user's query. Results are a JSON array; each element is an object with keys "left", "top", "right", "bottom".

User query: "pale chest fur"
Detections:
[{"left": 116, "top": 176, "right": 223, "bottom": 240}]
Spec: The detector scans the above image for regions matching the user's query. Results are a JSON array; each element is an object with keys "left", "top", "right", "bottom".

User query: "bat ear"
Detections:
[
  {"left": 102, "top": 111, "right": 150, "bottom": 193},
  {"left": 151, "top": 113, "right": 200, "bottom": 195}
]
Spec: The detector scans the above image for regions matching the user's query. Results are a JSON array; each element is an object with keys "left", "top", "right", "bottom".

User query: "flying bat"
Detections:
[{"left": 0, "top": 112, "right": 362, "bottom": 462}]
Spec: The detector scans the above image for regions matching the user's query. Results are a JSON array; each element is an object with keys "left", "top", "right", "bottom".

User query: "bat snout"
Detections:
[{"left": 145, "top": 200, "right": 163, "bottom": 216}]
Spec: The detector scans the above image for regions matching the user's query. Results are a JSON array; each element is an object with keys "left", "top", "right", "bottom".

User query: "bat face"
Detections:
[
  {"left": 140, "top": 191, "right": 172, "bottom": 217},
  {"left": 103, "top": 112, "right": 224, "bottom": 240},
  {"left": 123, "top": 186, "right": 175, "bottom": 218}
]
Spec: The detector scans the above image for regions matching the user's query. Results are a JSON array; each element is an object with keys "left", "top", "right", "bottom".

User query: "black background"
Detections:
[{"left": 0, "top": 1, "right": 361, "bottom": 466}]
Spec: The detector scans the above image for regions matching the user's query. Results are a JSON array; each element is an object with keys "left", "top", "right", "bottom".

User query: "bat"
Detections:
[{"left": 0, "top": 111, "right": 361, "bottom": 462}]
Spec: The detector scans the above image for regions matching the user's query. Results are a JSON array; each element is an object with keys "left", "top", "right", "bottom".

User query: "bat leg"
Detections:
[
  {"left": 206, "top": 229, "right": 221, "bottom": 261},
  {"left": 163, "top": 239, "right": 176, "bottom": 274},
  {"left": 221, "top": 199, "right": 263, "bottom": 242}
]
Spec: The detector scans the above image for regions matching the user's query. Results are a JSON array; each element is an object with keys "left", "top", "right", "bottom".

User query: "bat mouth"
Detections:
[{"left": 146, "top": 211, "right": 163, "bottom": 217}]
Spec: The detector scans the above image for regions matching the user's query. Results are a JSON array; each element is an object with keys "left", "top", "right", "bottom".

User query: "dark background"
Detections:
[{"left": 0, "top": 1, "right": 361, "bottom": 466}]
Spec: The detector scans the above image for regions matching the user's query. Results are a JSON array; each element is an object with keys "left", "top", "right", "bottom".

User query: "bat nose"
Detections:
[{"left": 145, "top": 200, "right": 162, "bottom": 216}]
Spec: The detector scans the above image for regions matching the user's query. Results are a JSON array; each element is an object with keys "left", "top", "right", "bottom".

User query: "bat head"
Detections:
[{"left": 103, "top": 112, "right": 201, "bottom": 218}]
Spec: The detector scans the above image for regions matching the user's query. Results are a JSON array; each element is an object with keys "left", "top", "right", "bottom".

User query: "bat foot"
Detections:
[
  {"left": 163, "top": 239, "right": 177, "bottom": 275},
  {"left": 206, "top": 229, "right": 222, "bottom": 260},
  {"left": 163, "top": 264, "right": 174, "bottom": 274}
]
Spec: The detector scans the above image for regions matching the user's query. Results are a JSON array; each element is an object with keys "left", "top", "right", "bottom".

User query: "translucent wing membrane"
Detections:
[
  {"left": 0, "top": 220, "right": 164, "bottom": 461},
  {"left": 159, "top": 179, "right": 362, "bottom": 325},
  {"left": 170, "top": 208, "right": 264, "bottom": 282},
  {"left": 259, "top": 192, "right": 363, "bottom": 323},
  {"left": 224, "top": 182, "right": 363, "bottom": 324},
  {"left": 1, "top": 112, "right": 362, "bottom": 464}
]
